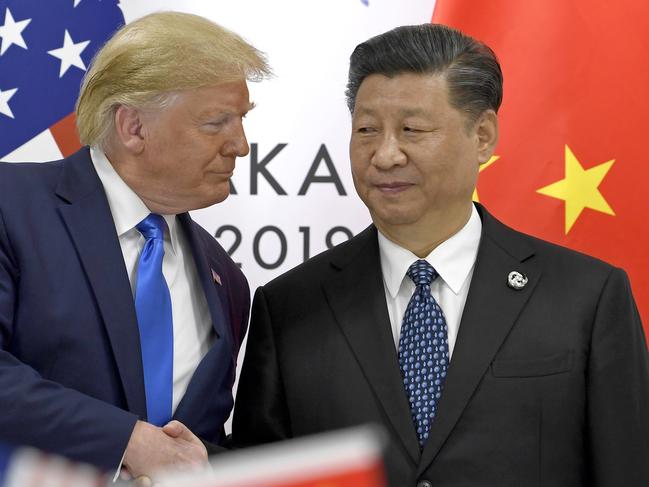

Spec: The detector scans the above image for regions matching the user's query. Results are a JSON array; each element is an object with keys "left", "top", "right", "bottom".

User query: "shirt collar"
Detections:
[
  {"left": 90, "top": 147, "right": 179, "bottom": 253},
  {"left": 378, "top": 204, "right": 482, "bottom": 298}
]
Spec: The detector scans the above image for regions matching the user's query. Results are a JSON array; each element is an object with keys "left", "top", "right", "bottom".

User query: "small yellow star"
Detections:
[
  {"left": 472, "top": 155, "right": 499, "bottom": 202},
  {"left": 537, "top": 145, "right": 615, "bottom": 234}
]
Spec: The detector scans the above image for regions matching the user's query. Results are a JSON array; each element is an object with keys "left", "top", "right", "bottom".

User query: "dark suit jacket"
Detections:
[
  {"left": 233, "top": 204, "right": 649, "bottom": 487},
  {"left": 0, "top": 148, "right": 249, "bottom": 470}
]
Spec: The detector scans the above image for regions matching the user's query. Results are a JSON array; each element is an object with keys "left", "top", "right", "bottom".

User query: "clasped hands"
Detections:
[{"left": 122, "top": 419, "right": 209, "bottom": 486}]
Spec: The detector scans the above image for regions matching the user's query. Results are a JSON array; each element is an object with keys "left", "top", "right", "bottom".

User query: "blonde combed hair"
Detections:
[{"left": 76, "top": 11, "right": 270, "bottom": 150}]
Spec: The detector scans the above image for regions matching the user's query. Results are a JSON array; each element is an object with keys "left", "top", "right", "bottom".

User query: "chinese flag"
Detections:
[{"left": 433, "top": 1, "right": 649, "bottom": 340}]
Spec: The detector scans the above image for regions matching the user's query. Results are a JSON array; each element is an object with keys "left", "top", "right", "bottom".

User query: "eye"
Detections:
[
  {"left": 356, "top": 126, "right": 377, "bottom": 134},
  {"left": 204, "top": 115, "right": 230, "bottom": 130},
  {"left": 403, "top": 126, "right": 421, "bottom": 133}
]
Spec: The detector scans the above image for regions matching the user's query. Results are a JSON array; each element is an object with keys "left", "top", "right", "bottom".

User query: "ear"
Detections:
[
  {"left": 113, "top": 105, "right": 145, "bottom": 154},
  {"left": 474, "top": 109, "right": 499, "bottom": 165}
]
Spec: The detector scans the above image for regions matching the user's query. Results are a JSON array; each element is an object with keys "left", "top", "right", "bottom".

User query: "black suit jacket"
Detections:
[{"left": 233, "top": 204, "right": 649, "bottom": 487}]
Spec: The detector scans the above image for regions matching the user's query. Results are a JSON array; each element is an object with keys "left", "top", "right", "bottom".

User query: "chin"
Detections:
[
  {"left": 207, "top": 181, "right": 232, "bottom": 202},
  {"left": 188, "top": 192, "right": 228, "bottom": 211},
  {"left": 367, "top": 196, "right": 423, "bottom": 225},
  {"left": 208, "top": 191, "right": 230, "bottom": 206},
  {"left": 371, "top": 207, "right": 422, "bottom": 227}
]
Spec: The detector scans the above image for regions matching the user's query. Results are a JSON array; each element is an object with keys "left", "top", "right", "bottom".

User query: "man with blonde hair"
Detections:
[{"left": 0, "top": 11, "right": 269, "bottom": 480}]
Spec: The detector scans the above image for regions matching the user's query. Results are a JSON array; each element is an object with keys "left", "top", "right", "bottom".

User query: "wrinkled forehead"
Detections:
[
  {"left": 166, "top": 80, "right": 253, "bottom": 115},
  {"left": 353, "top": 72, "right": 451, "bottom": 114}
]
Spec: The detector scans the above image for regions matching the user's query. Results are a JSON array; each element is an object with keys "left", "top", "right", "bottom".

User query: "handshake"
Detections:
[{"left": 122, "top": 420, "right": 208, "bottom": 486}]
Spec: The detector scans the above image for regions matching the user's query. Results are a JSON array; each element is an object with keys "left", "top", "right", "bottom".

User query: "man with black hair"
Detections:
[{"left": 233, "top": 24, "right": 649, "bottom": 487}]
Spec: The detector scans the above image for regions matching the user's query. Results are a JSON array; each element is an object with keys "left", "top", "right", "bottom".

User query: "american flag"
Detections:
[{"left": 0, "top": 0, "right": 124, "bottom": 162}]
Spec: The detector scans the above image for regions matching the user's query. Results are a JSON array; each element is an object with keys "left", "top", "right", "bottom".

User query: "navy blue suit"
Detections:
[{"left": 0, "top": 148, "right": 249, "bottom": 470}]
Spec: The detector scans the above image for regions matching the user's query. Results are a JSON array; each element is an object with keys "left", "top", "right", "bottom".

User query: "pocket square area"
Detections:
[{"left": 491, "top": 351, "right": 574, "bottom": 378}]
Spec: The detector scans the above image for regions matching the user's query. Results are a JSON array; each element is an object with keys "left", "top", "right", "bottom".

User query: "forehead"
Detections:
[
  {"left": 354, "top": 72, "right": 452, "bottom": 115},
  {"left": 176, "top": 80, "right": 251, "bottom": 116}
]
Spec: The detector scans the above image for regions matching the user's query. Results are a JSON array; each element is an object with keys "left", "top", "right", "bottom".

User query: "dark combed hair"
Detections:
[{"left": 345, "top": 24, "right": 503, "bottom": 122}]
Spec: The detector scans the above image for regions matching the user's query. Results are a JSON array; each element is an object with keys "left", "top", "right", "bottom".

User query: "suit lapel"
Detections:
[
  {"left": 417, "top": 205, "right": 541, "bottom": 475},
  {"left": 323, "top": 227, "right": 420, "bottom": 463},
  {"left": 55, "top": 148, "right": 146, "bottom": 418},
  {"left": 177, "top": 213, "right": 232, "bottom": 347},
  {"left": 173, "top": 213, "right": 233, "bottom": 419}
]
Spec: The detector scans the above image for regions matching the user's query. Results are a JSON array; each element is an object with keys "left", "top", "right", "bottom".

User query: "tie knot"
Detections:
[
  {"left": 136, "top": 214, "right": 167, "bottom": 241},
  {"left": 407, "top": 259, "right": 438, "bottom": 287}
]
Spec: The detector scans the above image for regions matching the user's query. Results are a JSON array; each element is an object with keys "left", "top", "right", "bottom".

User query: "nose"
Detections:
[
  {"left": 371, "top": 133, "right": 407, "bottom": 170},
  {"left": 223, "top": 119, "right": 250, "bottom": 157}
]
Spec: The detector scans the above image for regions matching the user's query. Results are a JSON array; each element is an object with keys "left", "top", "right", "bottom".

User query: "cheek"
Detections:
[
  {"left": 466, "top": 164, "right": 480, "bottom": 185},
  {"left": 443, "top": 161, "right": 479, "bottom": 200},
  {"left": 349, "top": 162, "right": 372, "bottom": 203},
  {"left": 350, "top": 136, "right": 375, "bottom": 161},
  {"left": 174, "top": 139, "right": 215, "bottom": 171},
  {"left": 349, "top": 148, "right": 368, "bottom": 180}
]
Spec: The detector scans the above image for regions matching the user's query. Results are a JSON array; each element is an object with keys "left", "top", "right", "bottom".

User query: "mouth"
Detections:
[
  {"left": 208, "top": 169, "right": 235, "bottom": 178},
  {"left": 374, "top": 182, "right": 414, "bottom": 194}
]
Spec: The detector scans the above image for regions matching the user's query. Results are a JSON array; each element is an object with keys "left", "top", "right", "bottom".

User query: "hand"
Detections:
[
  {"left": 123, "top": 420, "right": 208, "bottom": 481},
  {"left": 161, "top": 420, "right": 206, "bottom": 450}
]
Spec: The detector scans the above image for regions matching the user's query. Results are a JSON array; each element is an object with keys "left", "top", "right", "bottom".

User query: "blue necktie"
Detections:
[
  {"left": 135, "top": 214, "right": 173, "bottom": 426},
  {"left": 398, "top": 259, "right": 449, "bottom": 448}
]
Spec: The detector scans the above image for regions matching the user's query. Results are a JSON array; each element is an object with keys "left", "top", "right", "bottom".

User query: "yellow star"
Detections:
[
  {"left": 537, "top": 145, "right": 615, "bottom": 234},
  {"left": 472, "top": 155, "right": 499, "bottom": 202}
]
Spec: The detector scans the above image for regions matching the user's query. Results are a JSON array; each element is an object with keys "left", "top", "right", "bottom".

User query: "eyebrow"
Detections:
[
  {"left": 198, "top": 101, "right": 256, "bottom": 120},
  {"left": 398, "top": 108, "right": 429, "bottom": 117},
  {"left": 353, "top": 106, "right": 430, "bottom": 117},
  {"left": 353, "top": 107, "right": 377, "bottom": 117}
]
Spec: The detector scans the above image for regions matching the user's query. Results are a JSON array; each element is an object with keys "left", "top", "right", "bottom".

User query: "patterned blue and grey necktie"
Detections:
[{"left": 398, "top": 259, "right": 449, "bottom": 448}]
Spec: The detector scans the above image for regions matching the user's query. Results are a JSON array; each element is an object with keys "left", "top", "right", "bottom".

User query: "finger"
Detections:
[
  {"left": 162, "top": 420, "right": 184, "bottom": 438},
  {"left": 162, "top": 420, "right": 199, "bottom": 444}
]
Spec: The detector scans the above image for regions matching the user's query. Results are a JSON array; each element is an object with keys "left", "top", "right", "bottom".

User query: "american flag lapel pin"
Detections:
[{"left": 211, "top": 268, "right": 222, "bottom": 286}]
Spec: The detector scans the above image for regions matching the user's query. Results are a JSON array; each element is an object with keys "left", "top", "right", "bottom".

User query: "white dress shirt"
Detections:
[
  {"left": 378, "top": 204, "right": 482, "bottom": 360},
  {"left": 90, "top": 147, "right": 213, "bottom": 413}
]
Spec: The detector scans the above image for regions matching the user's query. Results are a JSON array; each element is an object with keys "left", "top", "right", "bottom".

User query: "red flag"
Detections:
[
  {"left": 160, "top": 426, "right": 387, "bottom": 487},
  {"left": 433, "top": 0, "right": 649, "bottom": 339}
]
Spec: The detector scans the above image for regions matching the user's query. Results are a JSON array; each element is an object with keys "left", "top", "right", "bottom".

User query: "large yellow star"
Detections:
[
  {"left": 472, "top": 155, "right": 499, "bottom": 202},
  {"left": 537, "top": 145, "right": 615, "bottom": 234}
]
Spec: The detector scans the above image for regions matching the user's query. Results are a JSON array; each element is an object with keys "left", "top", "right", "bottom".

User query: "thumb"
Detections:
[
  {"left": 162, "top": 420, "right": 184, "bottom": 438},
  {"left": 162, "top": 420, "right": 198, "bottom": 443}
]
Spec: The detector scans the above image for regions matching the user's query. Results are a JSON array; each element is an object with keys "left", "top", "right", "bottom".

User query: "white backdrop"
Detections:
[
  {"left": 123, "top": 0, "right": 438, "bottom": 431},
  {"left": 116, "top": 0, "right": 437, "bottom": 292},
  {"left": 1, "top": 0, "right": 438, "bottom": 431},
  {"left": 1, "top": 0, "right": 437, "bottom": 290},
  {"left": 2, "top": 0, "right": 437, "bottom": 290}
]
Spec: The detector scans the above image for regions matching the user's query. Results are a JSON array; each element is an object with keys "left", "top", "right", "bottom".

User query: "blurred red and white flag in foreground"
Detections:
[
  {"left": 162, "top": 426, "right": 387, "bottom": 487},
  {"left": 0, "top": 426, "right": 386, "bottom": 487},
  {"left": 0, "top": 445, "right": 114, "bottom": 486}
]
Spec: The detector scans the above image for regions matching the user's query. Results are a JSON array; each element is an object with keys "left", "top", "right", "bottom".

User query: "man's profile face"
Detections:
[
  {"left": 136, "top": 80, "right": 252, "bottom": 212},
  {"left": 349, "top": 72, "right": 483, "bottom": 231}
]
